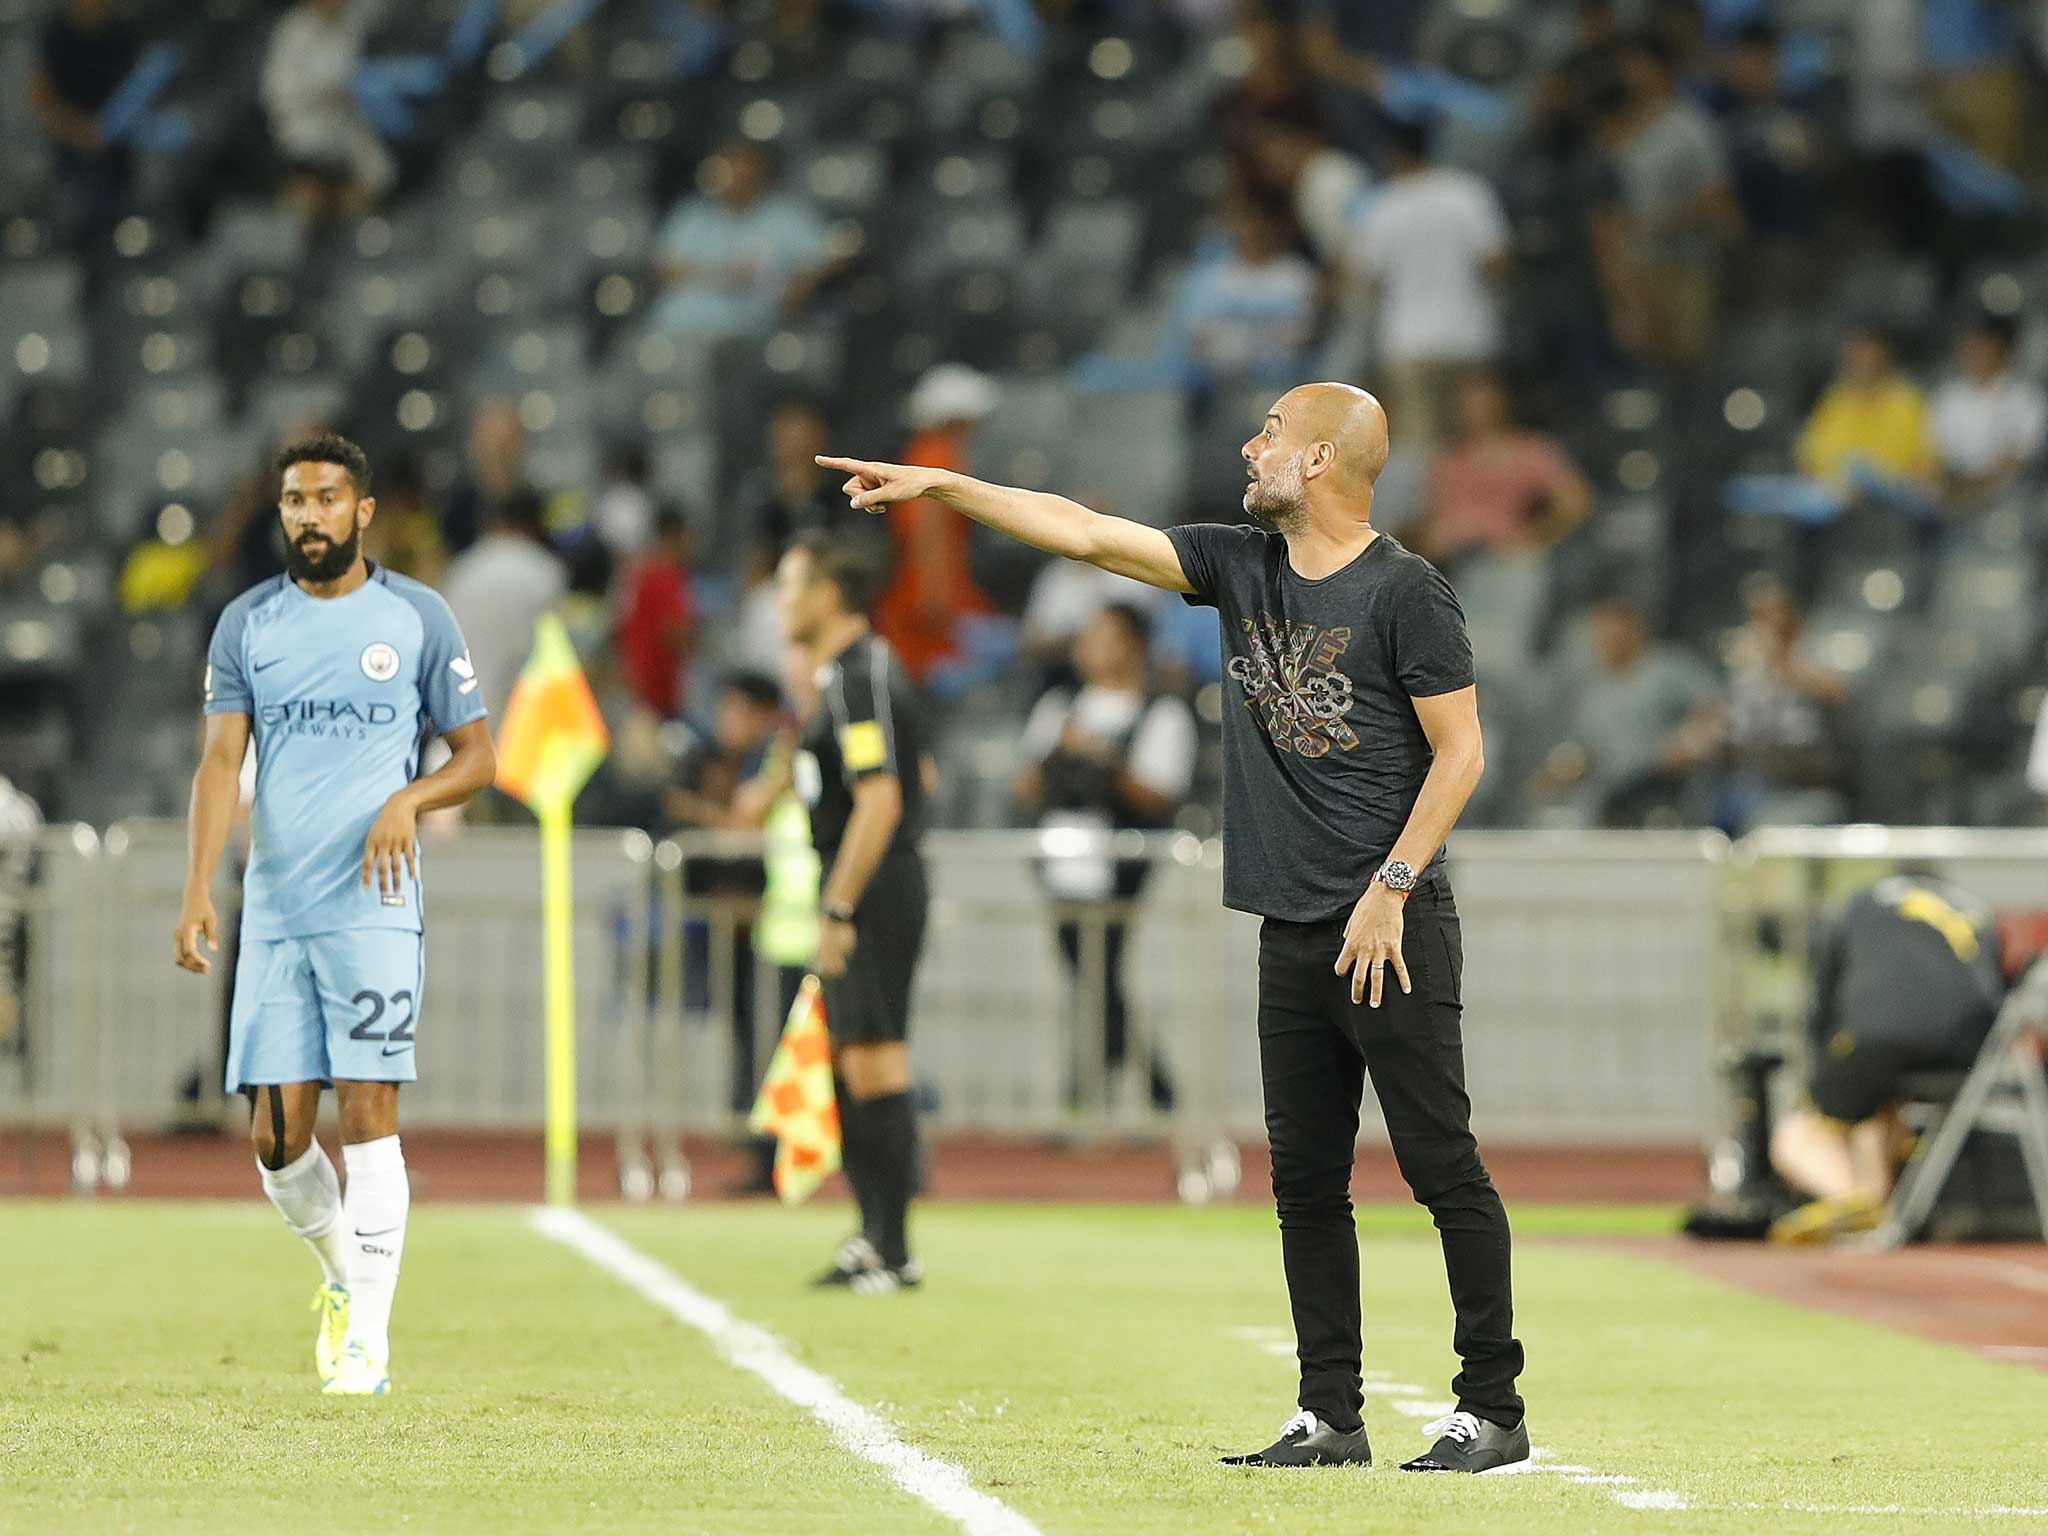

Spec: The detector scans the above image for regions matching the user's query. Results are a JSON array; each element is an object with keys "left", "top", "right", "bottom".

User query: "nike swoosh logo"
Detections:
[
  {"left": 252, "top": 658, "right": 285, "bottom": 672},
  {"left": 380, "top": 1044, "right": 411, "bottom": 1057},
  {"left": 354, "top": 1226, "right": 402, "bottom": 1238}
]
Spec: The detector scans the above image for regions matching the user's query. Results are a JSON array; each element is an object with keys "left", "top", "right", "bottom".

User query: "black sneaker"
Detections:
[
  {"left": 1219, "top": 1410, "right": 1372, "bottom": 1468},
  {"left": 1399, "top": 1411, "right": 1530, "bottom": 1473},
  {"left": 848, "top": 1258, "right": 922, "bottom": 1295},
  {"left": 811, "top": 1235, "right": 881, "bottom": 1288}
]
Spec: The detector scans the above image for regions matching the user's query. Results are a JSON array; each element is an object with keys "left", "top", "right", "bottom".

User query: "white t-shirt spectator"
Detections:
[
  {"left": 261, "top": 1, "right": 394, "bottom": 194},
  {"left": 1349, "top": 167, "right": 1509, "bottom": 364},
  {"left": 440, "top": 533, "right": 567, "bottom": 720},
  {"left": 1930, "top": 371, "right": 2048, "bottom": 479},
  {"left": 1021, "top": 687, "right": 1197, "bottom": 805},
  {"left": 1022, "top": 563, "right": 1161, "bottom": 656}
]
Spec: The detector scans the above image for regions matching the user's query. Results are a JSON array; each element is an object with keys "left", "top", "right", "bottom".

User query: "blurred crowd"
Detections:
[{"left": 11, "top": 0, "right": 2048, "bottom": 836}]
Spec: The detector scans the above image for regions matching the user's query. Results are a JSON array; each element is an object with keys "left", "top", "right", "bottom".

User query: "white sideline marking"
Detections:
[
  {"left": 1968, "top": 1258, "right": 2048, "bottom": 1296},
  {"left": 1615, "top": 1490, "right": 1691, "bottom": 1511},
  {"left": 1985, "top": 1345, "right": 2048, "bottom": 1364},
  {"left": 532, "top": 1208, "right": 1043, "bottom": 1536}
]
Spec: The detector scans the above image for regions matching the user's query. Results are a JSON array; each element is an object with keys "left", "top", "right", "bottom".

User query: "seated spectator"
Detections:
[
  {"left": 1922, "top": 0, "right": 2025, "bottom": 172},
  {"left": 1770, "top": 874, "right": 2005, "bottom": 1243},
  {"left": 873, "top": 364, "right": 997, "bottom": 685},
  {"left": 28, "top": 0, "right": 141, "bottom": 253},
  {"left": 1212, "top": 9, "right": 1322, "bottom": 194},
  {"left": 1417, "top": 370, "right": 1592, "bottom": 567},
  {"left": 1014, "top": 604, "right": 1197, "bottom": 1112},
  {"left": 733, "top": 396, "right": 857, "bottom": 559},
  {"left": 261, "top": 0, "right": 396, "bottom": 222},
  {"left": 1589, "top": 32, "right": 1742, "bottom": 372},
  {"left": 441, "top": 490, "right": 566, "bottom": 723},
  {"left": 1345, "top": 115, "right": 1510, "bottom": 451},
  {"left": 652, "top": 139, "right": 835, "bottom": 343},
  {"left": 615, "top": 509, "right": 699, "bottom": 722},
  {"left": 1530, "top": 597, "right": 1722, "bottom": 827},
  {"left": 1796, "top": 325, "right": 1935, "bottom": 494},
  {"left": 1079, "top": 189, "right": 1318, "bottom": 395},
  {"left": 358, "top": 456, "right": 445, "bottom": 586},
  {"left": 1171, "top": 189, "right": 1316, "bottom": 387},
  {"left": 443, "top": 398, "right": 530, "bottom": 555},
  {"left": 1848, "top": 0, "right": 1942, "bottom": 255},
  {"left": 1020, "top": 554, "right": 1162, "bottom": 688},
  {"left": 592, "top": 445, "right": 657, "bottom": 562},
  {"left": 725, "top": 542, "right": 789, "bottom": 680},
  {"left": 1716, "top": 577, "right": 1848, "bottom": 833},
  {"left": 1931, "top": 312, "right": 2045, "bottom": 506},
  {"left": 663, "top": 670, "right": 785, "bottom": 833},
  {"left": 1710, "top": 19, "right": 1827, "bottom": 306}
]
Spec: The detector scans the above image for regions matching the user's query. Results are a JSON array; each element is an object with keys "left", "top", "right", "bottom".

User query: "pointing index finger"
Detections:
[{"left": 815, "top": 455, "right": 871, "bottom": 475}]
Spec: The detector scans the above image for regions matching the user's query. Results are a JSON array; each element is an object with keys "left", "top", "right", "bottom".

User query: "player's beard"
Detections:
[
  {"left": 286, "top": 521, "right": 361, "bottom": 583},
  {"left": 1244, "top": 450, "right": 1309, "bottom": 534}
]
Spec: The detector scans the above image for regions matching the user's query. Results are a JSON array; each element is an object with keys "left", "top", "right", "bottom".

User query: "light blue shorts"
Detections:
[{"left": 225, "top": 928, "right": 425, "bottom": 1091}]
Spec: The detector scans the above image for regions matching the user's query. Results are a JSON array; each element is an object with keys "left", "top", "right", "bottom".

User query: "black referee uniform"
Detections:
[
  {"left": 1164, "top": 522, "right": 1525, "bottom": 1443},
  {"left": 1805, "top": 875, "right": 2003, "bottom": 1124},
  {"left": 794, "top": 630, "right": 929, "bottom": 1267}
]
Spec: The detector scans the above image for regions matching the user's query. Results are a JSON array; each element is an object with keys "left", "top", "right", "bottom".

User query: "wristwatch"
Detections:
[
  {"left": 1375, "top": 860, "right": 1419, "bottom": 894},
  {"left": 823, "top": 900, "right": 858, "bottom": 925}
]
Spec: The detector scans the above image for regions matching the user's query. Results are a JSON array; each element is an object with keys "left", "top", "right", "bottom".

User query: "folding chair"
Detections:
[{"left": 1875, "top": 962, "right": 2048, "bottom": 1247}]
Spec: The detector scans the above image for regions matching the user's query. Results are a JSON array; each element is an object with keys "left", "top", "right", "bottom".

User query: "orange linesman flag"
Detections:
[
  {"left": 747, "top": 976, "right": 841, "bottom": 1204},
  {"left": 494, "top": 612, "right": 610, "bottom": 816}
]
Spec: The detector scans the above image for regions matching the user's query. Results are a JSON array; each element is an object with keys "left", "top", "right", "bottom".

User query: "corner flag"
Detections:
[
  {"left": 494, "top": 612, "right": 609, "bottom": 816},
  {"left": 748, "top": 977, "right": 842, "bottom": 1204},
  {"left": 494, "top": 612, "right": 609, "bottom": 1206}
]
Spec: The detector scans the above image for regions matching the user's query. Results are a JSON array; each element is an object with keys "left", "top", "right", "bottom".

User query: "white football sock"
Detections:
[
  {"left": 258, "top": 1142, "right": 349, "bottom": 1287},
  {"left": 341, "top": 1135, "right": 409, "bottom": 1360}
]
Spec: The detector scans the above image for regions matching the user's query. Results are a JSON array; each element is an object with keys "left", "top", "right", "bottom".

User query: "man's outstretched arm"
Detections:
[{"left": 817, "top": 456, "right": 1194, "bottom": 594}]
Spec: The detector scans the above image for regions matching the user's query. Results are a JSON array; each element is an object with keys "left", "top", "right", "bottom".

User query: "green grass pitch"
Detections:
[{"left": 5, "top": 1199, "right": 2044, "bottom": 1535}]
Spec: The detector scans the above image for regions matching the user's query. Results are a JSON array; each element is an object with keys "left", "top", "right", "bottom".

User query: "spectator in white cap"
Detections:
[{"left": 873, "top": 365, "right": 999, "bottom": 683}]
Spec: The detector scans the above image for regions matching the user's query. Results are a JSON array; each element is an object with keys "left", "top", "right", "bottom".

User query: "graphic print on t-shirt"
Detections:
[{"left": 1227, "top": 614, "right": 1360, "bottom": 758}]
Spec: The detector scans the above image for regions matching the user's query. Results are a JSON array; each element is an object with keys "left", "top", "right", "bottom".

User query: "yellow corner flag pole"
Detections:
[
  {"left": 538, "top": 798, "right": 577, "bottom": 1206},
  {"left": 494, "top": 613, "right": 611, "bottom": 1207}
]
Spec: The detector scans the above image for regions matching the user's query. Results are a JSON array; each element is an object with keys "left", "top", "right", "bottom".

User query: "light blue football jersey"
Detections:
[{"left": 204, "top": 564, "right": 489, "bottom": 939}]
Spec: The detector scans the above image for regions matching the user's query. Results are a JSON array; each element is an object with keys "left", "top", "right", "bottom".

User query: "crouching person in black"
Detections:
[{"left": 1769, "top": 873, "right": 2006, "bottom": 1243}]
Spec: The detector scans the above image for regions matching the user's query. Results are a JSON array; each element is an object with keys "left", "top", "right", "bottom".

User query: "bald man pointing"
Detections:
[{"left": 819, "top": 382, "right": 1527, "bottom": 1474}]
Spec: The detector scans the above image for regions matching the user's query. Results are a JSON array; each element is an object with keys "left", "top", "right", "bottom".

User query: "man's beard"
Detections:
[
  {"left": 285, "top": 522, "right": 361, "bottom": 583},
  {"left": 1243, "top": 451, "right": 1308, "bottom": 533}
]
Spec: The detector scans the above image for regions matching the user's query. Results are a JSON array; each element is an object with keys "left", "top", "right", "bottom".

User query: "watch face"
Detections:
[{"left": 1381, "top": 861, "right": 1417, "bottom": 890}]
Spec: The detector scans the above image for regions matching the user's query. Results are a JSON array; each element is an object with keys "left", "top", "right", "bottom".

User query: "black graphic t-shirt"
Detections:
[{"left": 1165, "top": 523, "right": 1474, "bottom": 922}]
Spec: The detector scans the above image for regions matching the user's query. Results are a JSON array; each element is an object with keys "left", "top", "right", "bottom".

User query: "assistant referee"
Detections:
[
  {"left": 818, "top": 382, "right": 1526, "bottom": 1473},
  {"left": 744, "top": 529, "right": 932, "bottom": 1294}
]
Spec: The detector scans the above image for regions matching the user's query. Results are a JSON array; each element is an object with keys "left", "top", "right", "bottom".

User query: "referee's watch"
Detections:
[
  {"left": 1374, "top": 860, "right": 1419, "bottom": 896},
  {"left": 823, "top": 900, "right": 858, "bottom": 925}
]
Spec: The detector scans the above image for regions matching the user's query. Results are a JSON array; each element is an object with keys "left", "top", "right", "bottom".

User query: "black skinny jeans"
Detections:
[{"left": 1257, "top": 881, "right": 1524, "bottom": 1431}]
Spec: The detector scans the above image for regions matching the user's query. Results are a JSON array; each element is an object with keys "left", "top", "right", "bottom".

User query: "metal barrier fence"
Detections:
[
  {"left": 15, "top": 817, "right": 2039, "bottom": 1197},
  {"left": 5, "top": 818, "right": 1743, "bottom": 1196}
]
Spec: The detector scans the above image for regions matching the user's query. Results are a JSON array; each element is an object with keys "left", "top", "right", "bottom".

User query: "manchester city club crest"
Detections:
[{"left": 360, "top": 641, "right": 400, "bottom": 682}]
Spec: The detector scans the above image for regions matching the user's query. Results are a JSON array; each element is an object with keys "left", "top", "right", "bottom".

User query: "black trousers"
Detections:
[{"left": 1257, "top": 882, "right": 1524, "bottom": 1431}]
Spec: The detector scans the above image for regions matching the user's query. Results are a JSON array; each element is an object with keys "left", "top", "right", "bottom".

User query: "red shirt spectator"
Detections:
[{"left": 616, "top": 511, "right": 697, "bottom": 718}]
